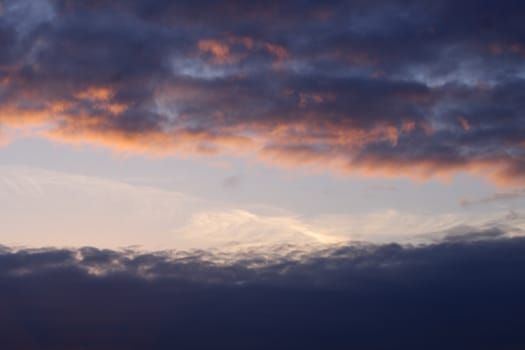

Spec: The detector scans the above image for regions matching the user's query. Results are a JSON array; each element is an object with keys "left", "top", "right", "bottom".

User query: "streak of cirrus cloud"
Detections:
[{"left": 0, "top": 0, "right": 524, "bottom": 185}]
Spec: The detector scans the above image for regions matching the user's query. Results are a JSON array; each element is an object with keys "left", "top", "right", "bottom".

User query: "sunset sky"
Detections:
[
  {"left": 1, "top": 0, "right": 525, "bottom": 348},
  {"left": 1, "top": 0, "right": 524, "bottom": 250}
]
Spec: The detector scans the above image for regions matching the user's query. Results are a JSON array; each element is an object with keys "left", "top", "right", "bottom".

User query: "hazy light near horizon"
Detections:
[{"left": 1, "top": 165, "right": 523, "bottom": 251}]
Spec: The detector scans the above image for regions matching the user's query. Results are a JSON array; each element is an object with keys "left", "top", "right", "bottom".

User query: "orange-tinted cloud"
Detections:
[
  {"left": 0, "top": 0, "right": 524, "bottom": 187},
  {"left": 1, "top": 77, "right": 523, "bottom": 188},
  {"left": 75, "top": 87, "right": 114, "bottom": 101},
  {"left": 197, "top": 36, "right": 288, "bottom": 64},
  {"left": 197, "top": 39, "right": 233, "bottom": 64},
  {"left": 263, "top": 42, "right": 288, "bottom": 60},
  {"left": 459, "top": 117, "right": 471, "bottom": 131},
  {"left": 45, "top": 121, "right": 256, "bottom": 158}
]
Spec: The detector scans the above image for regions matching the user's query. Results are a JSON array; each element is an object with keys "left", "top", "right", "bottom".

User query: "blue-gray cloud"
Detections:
[
  {"left": 0, "top": 0, "right": 524, "bottom": 183},
  {"left": 1, "top": 234, "right": 525, "bottom": 349}
]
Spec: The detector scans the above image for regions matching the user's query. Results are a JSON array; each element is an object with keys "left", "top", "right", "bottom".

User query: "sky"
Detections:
[{"left": 1, "top": 0, "right": 525, "bottom": 348}]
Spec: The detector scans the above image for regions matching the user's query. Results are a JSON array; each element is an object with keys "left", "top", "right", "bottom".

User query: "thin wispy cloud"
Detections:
[{"left": 461, "top": 189, "right": 525, "bottom": 207}]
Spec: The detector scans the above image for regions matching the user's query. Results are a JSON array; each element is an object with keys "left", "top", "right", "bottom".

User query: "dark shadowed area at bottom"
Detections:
[{"left": 0, "top": 237, "right": 524, "bottom": 349}]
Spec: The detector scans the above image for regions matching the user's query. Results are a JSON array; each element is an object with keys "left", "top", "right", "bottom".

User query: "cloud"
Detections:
[
  {"left": 196, "top": 36, "right": 287, "bottom": 64},
  {"left": 309, "top": 208, "right": 525, "bottom": 244},
  {"left": 442, "top": 226, "right": 509, "bottom": 243},
  {"left": 221, "top": 175, "right": 241, "bottom": 189},
  {"left": 175, "top": 209, "right": 346, "bottom": 249},
  {"left": 0, "top": 0, "right": 525, "bottom": 184},
  {"left": 1, "top": 235, "right": 525, "bottom": 349},
  {"left": 461, "top": 189, "right": 525, "bottom": 207}
]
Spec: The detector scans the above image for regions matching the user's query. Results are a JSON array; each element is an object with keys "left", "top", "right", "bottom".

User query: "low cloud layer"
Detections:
[
  {"left": 1, "top": 235, "right": 525, "bottom": 349},
  {"left": 0, "top": 0, "right": 524, "bottom": 184}
]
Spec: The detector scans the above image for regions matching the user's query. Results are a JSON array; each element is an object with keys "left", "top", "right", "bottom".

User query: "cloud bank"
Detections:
[
  {"left": 1, "top": 235, "right": 525, "bottom": 349},
  {"left": 0, "top": 0, "right": 524, "bottom": 184}
]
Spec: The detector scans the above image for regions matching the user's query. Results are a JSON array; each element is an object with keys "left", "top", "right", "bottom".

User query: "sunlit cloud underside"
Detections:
[{"left": 0, "top": 0, "right": 524, "bottom": 186}]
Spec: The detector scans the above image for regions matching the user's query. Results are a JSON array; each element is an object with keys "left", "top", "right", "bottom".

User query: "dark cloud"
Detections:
[
  {"left": 441, "top": 226, "right": 510, "bottom": 242},
  {"left": 1, "top": 236, "right": 525, "bottom": 349},
  {"left": 0, "top": 0, "right": 524, "bottom": 183}
]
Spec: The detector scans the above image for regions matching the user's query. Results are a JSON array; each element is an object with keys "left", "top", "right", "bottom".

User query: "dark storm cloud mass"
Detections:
[
  {"left": 1, "top": 0, "right": 525, "bottom": 183},
  {"left": 1, "top": 236, "right": 525, "bottom": 349}
]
